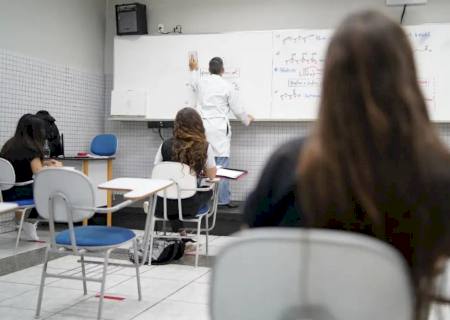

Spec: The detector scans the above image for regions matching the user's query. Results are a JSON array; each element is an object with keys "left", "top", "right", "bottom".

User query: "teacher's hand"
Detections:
[
  {"left": 248, "top": 114, "right": 255, "bottom": 124},
  {"left": 189, "top": 56, "right": 198, "bottom": 71}
]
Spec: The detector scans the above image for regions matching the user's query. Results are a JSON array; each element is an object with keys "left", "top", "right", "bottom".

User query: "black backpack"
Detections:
[
  {"left": 129, "top": 238, "right": 186, "bottom": 265},
  {"left": 36, "top": 110, "right": 63, "bottom": 157}
]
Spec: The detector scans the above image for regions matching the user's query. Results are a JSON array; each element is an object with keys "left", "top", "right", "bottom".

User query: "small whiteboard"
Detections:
[{"left": 111, "top": 89, "right": 149, "bottom": 117}]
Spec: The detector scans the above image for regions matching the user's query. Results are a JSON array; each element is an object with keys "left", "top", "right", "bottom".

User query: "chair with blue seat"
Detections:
[
  {"left": 0, "top": 158, "right": 35, "bottom": 250},
  {"left": 90, "top": 134, "right": 118, "bottom": 156},
  {"left": 143, "top": 162, "right": 219, "bottom": 267},
  {"left": 33, "top": 167, "right": 142, "bottom": 320}
]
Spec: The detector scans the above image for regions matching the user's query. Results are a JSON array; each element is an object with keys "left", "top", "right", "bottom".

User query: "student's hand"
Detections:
[
  {"left": 189, "top": 56, "right": 198, "bottom": 71},
  {"left": 45, "top": 159, "right": 62, "bottom": 167},
  {"left": 247, "top": 114, "right": 255, "bottom": 124}
]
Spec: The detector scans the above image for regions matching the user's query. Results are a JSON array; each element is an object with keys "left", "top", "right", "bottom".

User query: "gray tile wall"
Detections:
[{"left": 0, "top": 49, "right": 105, "bottom": 154}]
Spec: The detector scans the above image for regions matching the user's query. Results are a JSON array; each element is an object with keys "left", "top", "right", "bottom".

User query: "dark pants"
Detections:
[
  {"left": 155, "top": 191, "right": 212, "bottom": 232},
  {"left": 2, "top": 186, "right": 38, "bottom": 218}
]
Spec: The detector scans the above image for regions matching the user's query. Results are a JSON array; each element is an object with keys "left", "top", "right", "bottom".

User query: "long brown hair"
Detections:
[
  {"left": 299, "top": 10, "right": 450, "bottom": 319},
  {"left": 172, "top": 107, "right": 208, "bottom": 175},
  {"left": 1, "top": 114, "right": 45, "bottom": 159}
]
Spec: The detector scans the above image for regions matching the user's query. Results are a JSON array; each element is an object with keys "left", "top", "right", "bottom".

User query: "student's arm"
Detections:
[
  {"left": 154, "top": 145, "right": 163, "bottom": 165},
  {"left": 243, "top": 138, "right": 305, "bottom": 228},
  {"left": 30, "top": 158, "right": 44, "bottom": 174},
  {"left": 205, "top": 145, "right": 217, "bottom": 179},
  {"left": 228, "top": 86, "right": 254, "bottom": 125},
  {"left": 31, "top": 158, "right": 62, "bottom": 174},
  {"left": 189, "top": 57, "right": 200, "bottom": 92}
]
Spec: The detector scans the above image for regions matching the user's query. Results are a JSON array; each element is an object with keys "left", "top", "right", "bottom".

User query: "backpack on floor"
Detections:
[{"left": 128, "top": 238, "right": 186, "bottom": 265}]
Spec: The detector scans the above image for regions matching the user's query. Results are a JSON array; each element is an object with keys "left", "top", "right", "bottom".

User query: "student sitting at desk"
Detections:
[
  {"left": 154, "top": 107, "right": 217, "bottom": 233},
  {"left": 244, "top": 10, "right": 450, "bottom": 317},
  {"left": 1, "top": 114, "right": 62, "bottom": 210}
]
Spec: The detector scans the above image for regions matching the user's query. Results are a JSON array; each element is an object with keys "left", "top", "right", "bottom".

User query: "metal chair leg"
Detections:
[
  {"left": 15, "top": 208, "right": 27, "bottom": 251},
  {"left": 133, "top": 239, "right": 142, "bottom": 301},
  {"left": 195, "top": 220, "right": 201, "bottom": 268},
  {"left": 80, "top": 254, "right": 88, "bottom": 295},
  {"left": 142, "top": 214, "right": 155, "bottom": 266},
  {"left": 97, "top": 250, "right": 111, "bottom": 320},
  {"left": 205, "top": 216, "right": 209, "bottom": 257},
  {"left": 35, "top": 246, "right": 50, "bottom": 318},
  {"left": 162, "top": 220, "right": 167, "bottom": 235},
  {"left": 142, "top": 196, "right": 156, "bottom": 265}
]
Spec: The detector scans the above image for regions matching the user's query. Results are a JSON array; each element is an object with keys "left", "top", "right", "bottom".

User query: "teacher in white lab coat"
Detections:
[{"left": 189, "top": 56, "right": 254, "bottom": 208}]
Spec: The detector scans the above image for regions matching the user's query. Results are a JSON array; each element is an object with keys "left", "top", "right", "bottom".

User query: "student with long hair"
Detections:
[
  {"left": 1, "top": 114, "right": 62, "bottom": 203},
  {"left": 154, "top": 107, "right": 217, "bottom": 232},
  {"left": 244, "top": 10, "right": 450, "bottom": 319}
]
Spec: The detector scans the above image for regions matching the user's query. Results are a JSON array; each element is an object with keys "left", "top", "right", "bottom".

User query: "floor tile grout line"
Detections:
[
  {"left": 40, "top": 265, "right": 153, "bottom": 317},
  {"left": 0, "top": 285, "right": 95, "bottom": 313},
  {"left": 128, "top": 269, "right": 211, "bottom": 320}
]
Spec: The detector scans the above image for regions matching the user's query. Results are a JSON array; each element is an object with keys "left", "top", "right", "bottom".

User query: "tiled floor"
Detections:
[
  {"left": 3, "top": 227, "right": 450, "bottom": 320},
  {"left": 0, "top": 233, "right": 234, "bottom": 320},
  {"left": 0, "top": 228, "right": 49, "bottom": 259}
]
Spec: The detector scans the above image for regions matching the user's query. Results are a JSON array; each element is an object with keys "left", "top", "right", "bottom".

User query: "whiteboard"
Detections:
[
  {"left": 111, "top": 89, "right": 149, "bottom": 116},
  {"left": 114, "top": 32, "right": 273, "bottom": 120},
  {"left": 114, "top": 24, "right": 450, "bottom": 122}
]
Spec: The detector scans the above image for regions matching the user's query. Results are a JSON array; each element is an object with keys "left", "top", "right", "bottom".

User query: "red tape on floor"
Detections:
[{"left": 95, "top": 294, "right": 125, "bottom": 301}]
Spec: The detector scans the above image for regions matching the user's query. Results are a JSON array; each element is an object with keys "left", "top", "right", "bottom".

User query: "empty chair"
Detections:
[
  {"left": 33, "top": 167, "right": 141, "bottom": 320},
  {"left": 90, "top": 134, "right": 118, "bottom": 156},
  {"left": 0, "top": 158, "right": 35, "bottom": 249},
  {"left": 143, "top": 161, "right": 219, "bottom": 267},
  {"left": 210, "top": 228, "right": 413, "bottom": 320}
]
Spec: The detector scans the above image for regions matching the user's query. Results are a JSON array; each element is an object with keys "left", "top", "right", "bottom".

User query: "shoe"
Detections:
[
  {"left": 20, "top": 221, "right": 40, "bottom": 241},
  {"left": 219, "top": 202, "right": 239, "bottom": 209}
]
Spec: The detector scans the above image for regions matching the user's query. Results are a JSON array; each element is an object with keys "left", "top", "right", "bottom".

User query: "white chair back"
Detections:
[
  {"left": 0, "top": 158, "right": 16, "bottom": 191},
  {"left": 211, "top": 228, "right": 413, "bottom": 320},
  {"left": 151, "top": 162, "right": 196, "bottom": 199},
  {"left": 34, "top": 168, "right": 96, "bottom": 223}
]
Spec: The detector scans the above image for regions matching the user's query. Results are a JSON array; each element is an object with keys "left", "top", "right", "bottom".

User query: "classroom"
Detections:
[{"left": 1, "top": 0, "right": 450, "bottom": 319}]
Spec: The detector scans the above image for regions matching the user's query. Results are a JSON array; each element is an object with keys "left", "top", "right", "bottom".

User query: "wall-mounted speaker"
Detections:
[{"left": 115, "top": 3, "right": 148, "bottom": 36}]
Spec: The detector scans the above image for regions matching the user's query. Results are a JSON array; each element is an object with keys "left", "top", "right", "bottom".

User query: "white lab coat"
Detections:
[{"left": 190, "top": 70, "right": 250, "bottom": 157}]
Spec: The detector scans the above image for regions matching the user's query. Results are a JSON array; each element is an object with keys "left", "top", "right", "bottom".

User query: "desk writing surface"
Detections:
[
  {"left": 0, "top": 203, "right": 18, "bottom": 214},
  {"left": 98, "top": 178, "right": 174, "bottom": 200}
]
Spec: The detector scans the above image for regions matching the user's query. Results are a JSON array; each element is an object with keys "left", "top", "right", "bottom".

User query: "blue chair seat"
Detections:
[
  {"left": 15, "top": 199, "right": 34, "bottom": 207},
  {"left": 56, "top": 226, "right": 135, "bottom": 247},
  {"left": 196, "top": 204, "right": 209, "bottom": 217}
]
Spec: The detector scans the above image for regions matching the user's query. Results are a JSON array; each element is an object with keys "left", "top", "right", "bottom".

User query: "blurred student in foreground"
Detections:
[{"left": 244, "top": 10, "right": 450, "bottom": 319}]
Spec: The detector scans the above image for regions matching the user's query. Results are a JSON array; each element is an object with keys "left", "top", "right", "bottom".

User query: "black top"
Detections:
[
  {"left": 161, "top": 138, "right": 176, "bottom": 162},
  {"left": 36, "top": 110, "right": 63, "bottom": 157},
  {"left": 1, "top": 143, "right": 41, "bottom": 182},
  {"left": 243, "top": 137, "right": 306, "bottom": 228},
  {"left": 0, "top": 142, "right": 42, "bottom": 201}
]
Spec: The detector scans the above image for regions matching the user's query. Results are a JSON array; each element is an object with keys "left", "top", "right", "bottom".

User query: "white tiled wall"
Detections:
[{"left": 0, "top": 49, "right": 105, "bottom": 154}]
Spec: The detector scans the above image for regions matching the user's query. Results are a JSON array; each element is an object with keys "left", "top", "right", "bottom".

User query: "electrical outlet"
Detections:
[
  {"left": 157, "top": 24, "right": 164, "bottom": 33},
  {"left": 174, "top": 25, "right": 182, "bottom": 33}
]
